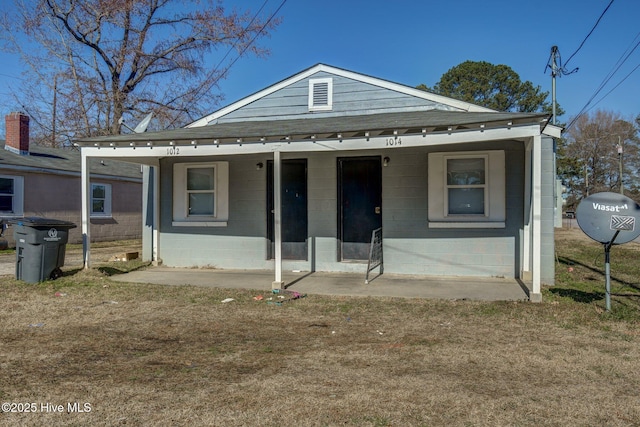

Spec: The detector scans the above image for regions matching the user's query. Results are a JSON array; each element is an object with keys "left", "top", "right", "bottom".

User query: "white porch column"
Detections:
[
  {"left": 531, "top": 134, "right": 542, "bottom": 302},
  {"left": 272, "top": 150, "right": 284, "bottom": 289},
  {"left": 80, "top": 150, "right": 91, "bottom": 269},
  {"left": 523, "top": 141, "right": 532, "bottom": 275},
  {"left": 152, "top": 165, "right": 160, "bottom": 265}
]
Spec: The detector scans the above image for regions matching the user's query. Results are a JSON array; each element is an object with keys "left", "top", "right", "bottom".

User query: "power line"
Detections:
[
  {"left": 546, "top": 0, "right": 615, "bottom": 83},
  {"left": 0, "top": 72, "right": 25, "bottom": 81},
  {"left": 566, "top": 34, "right": 640, "bottom": 130},
  {"left": 216, "top": 0, "right": 288, "bottom": 82},
  {"left": 588, "top": 61, "right": 640, "bottom": 113},
  {"left": 546, "top": 1, "right": 616, "bottom": 128},
  {"left": 188, "top": 0, "right": 276, "bottom": 104},
  {"left": 210, "top": 0, "right": 272, "bottom": 79},
  {"left": 564, "top": 0, "right": 615, "bottom": 69},
  {"left": 173, "top": 0, "right": 288, "bottom": 126},
  {"left": 585, "top": 30, "right": 640, "bottom": 112}
]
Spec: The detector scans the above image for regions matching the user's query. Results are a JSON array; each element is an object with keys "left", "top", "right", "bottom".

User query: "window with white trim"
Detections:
[
  {"left": 173, "top": 161, "right": 229, "bottom": 226},
  {"left": 91, "top": 183, "right": 112, "bottom": 217},
  {"left": 308, "top": 78, "right": 333, "bottom": 111},
  {"left": 0, "top": 175, "right": 24, "bottom": 216},
  {"left": 428, "top": 151, "right": 505, "bottom": 228},
  {"left": 187, "top": 166, "right": 216, "bottom": 216},
  {"left": 446, "top": 156, "right": 487, "bottom": 215}
]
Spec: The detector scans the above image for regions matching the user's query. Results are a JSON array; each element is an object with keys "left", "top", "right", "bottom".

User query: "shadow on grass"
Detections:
[
  {"left": 98, "top": 262, "right": 151, "bottom": 276},
  {"left": 557, "top": 255, "right": 640, "bottom": 291},
  {"left": 59, "top": 262, "right": 150, "bottom": 278},
  {"left": 63, "top": 267, "right": 84, "bottom": 277},
  {"left": 547, "top": 287, "right": 604, "bottom": 303}
]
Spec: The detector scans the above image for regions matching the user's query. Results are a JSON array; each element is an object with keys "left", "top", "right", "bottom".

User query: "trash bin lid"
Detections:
[{"left": 9, "top": 217, "right": 77, "bottom": 228}]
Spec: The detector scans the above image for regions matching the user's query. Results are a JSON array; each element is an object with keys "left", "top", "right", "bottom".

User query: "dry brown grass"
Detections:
[{"left": 1, "top": 237, "right": 640, "bottom": 426}]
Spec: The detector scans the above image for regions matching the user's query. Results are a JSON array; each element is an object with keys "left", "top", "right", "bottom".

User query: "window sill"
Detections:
[
  {"left": 90, "top": 215, "right": 113, "bottom": 219},
  {"left": 172, "top": 221, "right": 228, "bottom": 227},
  {"left": 429, "top": 222, "right": 505, "bottom": 229}
]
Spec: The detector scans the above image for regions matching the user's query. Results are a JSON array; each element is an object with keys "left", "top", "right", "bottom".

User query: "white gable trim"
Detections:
[{"left": 187, "top": 64, "right": 494, "bottom": 128}]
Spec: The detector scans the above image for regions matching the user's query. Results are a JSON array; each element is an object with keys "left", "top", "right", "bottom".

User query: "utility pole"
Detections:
[
  {"left": 617, "top": 135, "right": 623, "bottom": 195},
  {"left": 546, "top": 46, "right": 579, "bottom": 217},
  {"left": 549, "top": 46, "right": 560, "bottom": 226},
  {"left": 550, "top": 46, "right": 559, "bottom": 125},
  {"left": 585, "top": 164, "right": 589, "bottom": 197},
  {"left": 52, "top": 75, "right": 57, "bottom": 147}
]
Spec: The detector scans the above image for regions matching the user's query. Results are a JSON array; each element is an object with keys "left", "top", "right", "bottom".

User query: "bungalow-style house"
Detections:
[
  {"left": 0, "top": 112, "right": 143, "bottom": 246},
  {"left": 74, "top": 64, "right": 561, "bottom": 301}
]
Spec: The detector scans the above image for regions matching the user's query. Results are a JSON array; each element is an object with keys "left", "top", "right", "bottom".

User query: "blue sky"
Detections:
[{"left": 1, "top": 0, "right": 638, "bottom": 134}]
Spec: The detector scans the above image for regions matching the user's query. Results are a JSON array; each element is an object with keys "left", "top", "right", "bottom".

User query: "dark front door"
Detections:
[
  {"left": 267, "top": 159, "right": 308, "bottom": 260},
  {"left": 338, "top": 157, "right": 382, "bottom": 260}
]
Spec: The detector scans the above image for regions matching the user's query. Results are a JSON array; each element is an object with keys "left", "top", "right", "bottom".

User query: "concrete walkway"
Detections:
[{"left": 110, "top": 267, "right": 532, "bottom": 301}]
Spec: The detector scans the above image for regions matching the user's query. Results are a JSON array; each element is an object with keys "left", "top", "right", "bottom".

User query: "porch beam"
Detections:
[{"left": 78, "top": 125, "right": 542, "bottom": 159}]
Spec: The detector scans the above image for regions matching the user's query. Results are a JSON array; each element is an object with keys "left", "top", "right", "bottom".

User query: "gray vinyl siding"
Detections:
[
  {"left": 214, "top": 71, "right": 456, "bottom": 123},
  {"left": 155, "top": 140, "right": 535, "bottom": 278}
]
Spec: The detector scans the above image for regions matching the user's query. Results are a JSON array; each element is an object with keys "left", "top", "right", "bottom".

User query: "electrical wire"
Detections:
[
  {"left": 171, "top": 0, "right": 288, "bottom": 127},
  {"left": 210, "top": 0, "right": 272, "bottom": 79},
  {"left": 563, "top": 0, "right": 615, "bottom": 69},
  {"left": 587, "top": 62, "right": 640, "bottom": 113},
  {"left": 216, "top": 0, "right": 288, "bottom": 82},
  {"left": 566, "top": 33, "right": 640, "bottom": 130}
]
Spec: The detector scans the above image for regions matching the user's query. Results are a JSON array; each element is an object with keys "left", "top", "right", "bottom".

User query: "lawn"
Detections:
[{"left": 1, "top": 230, "right": 639, "bottom": 426}]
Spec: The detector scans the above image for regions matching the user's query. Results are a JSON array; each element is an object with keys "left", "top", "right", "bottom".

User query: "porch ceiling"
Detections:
[{"left": 74, "top": 110, "right": 550, "bottom": 148}]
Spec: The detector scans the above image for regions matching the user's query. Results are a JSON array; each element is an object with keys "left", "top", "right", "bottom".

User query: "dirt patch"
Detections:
[
  {"left": 64, "top": 240, "right": 143, "bottom": 265},
  {"left": 0, "top": 240, "right": 142, "bottom": 276}
]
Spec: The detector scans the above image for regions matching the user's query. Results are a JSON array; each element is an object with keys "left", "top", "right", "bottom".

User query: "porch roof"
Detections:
[{"left": 74, "top": 110, "right": 551, "bottom": 147}]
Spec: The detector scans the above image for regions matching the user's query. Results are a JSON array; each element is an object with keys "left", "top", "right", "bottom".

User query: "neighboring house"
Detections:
[
  {"left": 75, "top": 64, "right": 561, "bottom": 301},
  {"left": 0, "top": 112, "right": 143, "bottom": 246}
]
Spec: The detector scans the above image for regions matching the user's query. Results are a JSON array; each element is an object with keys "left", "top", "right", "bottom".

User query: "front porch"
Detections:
[{"left": 109, "top": 266, "right": 532, "bottom": 301}]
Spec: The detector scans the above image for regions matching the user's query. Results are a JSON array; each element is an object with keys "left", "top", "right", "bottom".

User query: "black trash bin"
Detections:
[{"left": 10, "top": 217, "right": 77, "bottom": 283}]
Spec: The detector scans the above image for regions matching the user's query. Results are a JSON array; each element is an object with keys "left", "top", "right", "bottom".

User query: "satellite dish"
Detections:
[
  {"left": 118, "top": 112, "right": 153, "bottom": 134},
  {"left": 576, "top": 192, "right": 640, "bottom": 245},
  {"left": 133, "top": 112, "right": 153, "bottom": 133},
  {"left": 575, "top": 192, "right": 640, "bottom": 312}
]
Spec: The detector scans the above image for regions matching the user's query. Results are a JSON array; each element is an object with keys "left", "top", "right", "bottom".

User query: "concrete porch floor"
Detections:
[{"left": 110, "top": 267, "right": 532, "bottom": 301}]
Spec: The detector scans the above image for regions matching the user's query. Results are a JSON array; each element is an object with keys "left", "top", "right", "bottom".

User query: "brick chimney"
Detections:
[{"left": 5, "top": 112, "right": 30, "bottom": 155}]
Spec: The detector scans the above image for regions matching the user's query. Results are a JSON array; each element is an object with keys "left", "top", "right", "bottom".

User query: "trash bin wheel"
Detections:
[{"left": 50, "top": 268, "right": 63, "bottom": 280}]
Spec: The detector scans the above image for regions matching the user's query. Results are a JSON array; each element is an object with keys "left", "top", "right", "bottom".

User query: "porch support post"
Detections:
[
  {"left": 152, "top": 165, "right": 160, "bottom": 265},
  {"left": 80, "top": 150, "right": 91, "bottom": 269},
  {"left": 531, "top": 134, "right": 542, "bottom": 302},
  {"left": 522, "top": 141, "right": 532, "bottom": 275},
  {"left": 272, "top": 150, "right": 284, "bottom": 289}
]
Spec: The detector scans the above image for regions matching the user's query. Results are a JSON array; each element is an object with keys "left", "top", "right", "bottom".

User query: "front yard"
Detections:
[{"left": 0, "top": 229, "right": 639, "bottom": 426}]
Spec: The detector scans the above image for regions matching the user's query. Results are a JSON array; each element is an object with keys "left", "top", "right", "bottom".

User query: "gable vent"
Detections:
[
  {"left": 308, "top": 78, "right": 333, "bottom": 111},
  {"left": 313, "top": 83, "right": 329, "bottom": 104}
]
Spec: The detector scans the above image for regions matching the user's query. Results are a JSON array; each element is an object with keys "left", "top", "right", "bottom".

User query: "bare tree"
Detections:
[
  {"left": 563, "top": 110, "right": 639, "bottom": 205},
  {"left": 1, "top": 0, "right": 281, "bottom": 142}
]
